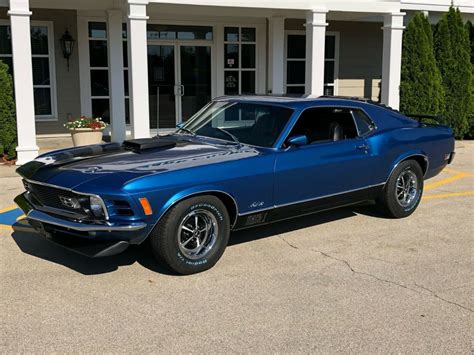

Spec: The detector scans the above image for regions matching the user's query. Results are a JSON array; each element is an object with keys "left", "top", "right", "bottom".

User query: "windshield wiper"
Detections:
[
  {"left": 215, "top": 127, "right": 241, "bottom": 145},
  {"left": 177, "top": 127, "right": 196, "bottom": 136}
]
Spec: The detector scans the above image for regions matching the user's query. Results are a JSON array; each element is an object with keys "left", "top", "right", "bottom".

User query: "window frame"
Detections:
[
  {"left": 223, "top": 26, "right": 257, "bottom": 96},
  {"left": 283, "top": 30, "right": 340, "bottom": 96},
  {"left": 0, "top": 20, "right": 58, "bottom": 121},
  {"left": 88, "top": 21, "right": 110, "bottom": 123}
]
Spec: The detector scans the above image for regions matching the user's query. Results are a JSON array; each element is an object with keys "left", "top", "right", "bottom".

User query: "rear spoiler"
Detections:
[{"left": 405, "top": 114, "right": 445, "bottom": 125}]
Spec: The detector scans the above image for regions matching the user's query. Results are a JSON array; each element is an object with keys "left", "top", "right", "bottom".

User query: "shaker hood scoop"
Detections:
[{"left": 122, "top": 138, "right": 177, "bottom": 152}]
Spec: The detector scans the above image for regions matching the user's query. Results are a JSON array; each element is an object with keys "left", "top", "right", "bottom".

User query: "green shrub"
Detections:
[
  {"left": 434, "top": 7, "right": 473, "bottom": 138},
  {"left": 0, "top": 60, "right": 16, "bottom": 159},
  {"left": 400, "top": 13, "right": 445, "bottom": 116}
]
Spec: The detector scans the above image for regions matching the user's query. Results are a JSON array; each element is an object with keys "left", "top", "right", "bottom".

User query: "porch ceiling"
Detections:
[{"left": 1, "top": 0, "right": 401, "bottom": 18}]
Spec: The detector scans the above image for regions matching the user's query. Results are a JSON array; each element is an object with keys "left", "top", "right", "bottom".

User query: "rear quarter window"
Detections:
[{"left": 352, "top": 110, "right": 375, "bottom": 136}]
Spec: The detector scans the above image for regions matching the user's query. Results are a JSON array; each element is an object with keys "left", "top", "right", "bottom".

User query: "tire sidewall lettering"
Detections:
[
  {"left": 189, "top": 202, "right": 224, "bottom": 221},
  {"left": 177, "top": 251, "right": 208, "bottom": 266}
]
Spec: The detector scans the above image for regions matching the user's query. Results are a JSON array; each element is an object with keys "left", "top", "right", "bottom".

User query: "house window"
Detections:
[
  {"left": 0, "top": 22, "right": 57, "bottom": 120},
  {"left": 146, "top": 24, "right": 213, "bottom": 40},
  {"left": 88, "top": 22, "right": 110, "bottom": 123},
  {"left": 285, "top": 32, "right": 338, "bottom": 96},
  {"left": 224, "top": 27, "right": 256, "bottom": 95}
]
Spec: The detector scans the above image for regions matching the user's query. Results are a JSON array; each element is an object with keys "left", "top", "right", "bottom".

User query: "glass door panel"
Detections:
[
  {"left": 148, "top": 44, "right": 176, "bottom": 129},
  {"left": 179, "top": 45, "right": 211, "bottom": 122}
]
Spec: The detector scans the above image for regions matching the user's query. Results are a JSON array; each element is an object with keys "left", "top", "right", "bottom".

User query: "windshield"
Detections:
[{"left": 179, "top": 101, "right": 294, "bottom": 147}]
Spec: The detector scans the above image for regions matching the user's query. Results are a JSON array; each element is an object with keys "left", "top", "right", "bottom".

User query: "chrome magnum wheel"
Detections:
[
  {"left": 178, "top": 209, "right": 218, "bottom": 260},
  {"left": 149, "top": 195, "right": 230, "bottom": 275},
  {"left": 395, "top": 170, "right": 419, "bottom": 208},
  {"left": 377, "top": 159, "right": 424, "bottom": 218}
]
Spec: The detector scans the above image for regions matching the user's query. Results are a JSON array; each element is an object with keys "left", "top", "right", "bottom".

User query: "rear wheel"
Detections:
[
  {"left": 149, "top": 195, "right": 230, "bottom": 275},
  {"left": 377, "top": 159, "right": 424, "bottom": 218}
]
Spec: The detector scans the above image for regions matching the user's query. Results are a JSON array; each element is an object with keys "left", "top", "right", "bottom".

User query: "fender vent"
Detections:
[{"left": 110, "top": 200, "right": 134, "bottom": 216}]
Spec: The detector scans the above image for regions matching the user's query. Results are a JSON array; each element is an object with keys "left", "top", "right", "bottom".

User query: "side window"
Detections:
[
  {"left": 286, "top": 107, "right": 358, "bottom": 145},
  {"left": 352, "top": 109, "right": 375, "bottom": 136}
]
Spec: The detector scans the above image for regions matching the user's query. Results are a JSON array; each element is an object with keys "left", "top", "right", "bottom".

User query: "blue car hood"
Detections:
[{"left": 16, "top": 137, "right": 260, "bottom": 191}]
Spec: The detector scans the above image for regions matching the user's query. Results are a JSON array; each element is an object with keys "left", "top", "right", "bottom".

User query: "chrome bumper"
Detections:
[{"left": 14, "top": 193, "right": 147, "bottom": 232}]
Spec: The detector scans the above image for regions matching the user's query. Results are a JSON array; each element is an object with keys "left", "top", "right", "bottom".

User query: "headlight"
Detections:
[{"left": 89, "top": 196, "right": 106, "bottom": 218}]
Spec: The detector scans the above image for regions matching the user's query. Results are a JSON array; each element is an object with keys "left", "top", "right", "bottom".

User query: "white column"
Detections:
[
  {"left": 305, "top": 10, "right": 327, "bottom": 97},
  {"left": 107, "top": 9, "right": 126, "bottom": 142},
  {"left": 269, "top": 17, "right": 285, "bottom": 95},
  {"left": 381, "top": 12, "right": 405, "bottom": 109},
  {"left": 127, "top": 0, "right": 150, "bottom": 138},
  {"left": 214, "top": 23, "right": 225, "bottom": 97},
  {"left": 77, "top": 12, "right": 92, "bottom": 117},
  {"left": 8, "top": 0, "right": 38, "bottom": 165}
]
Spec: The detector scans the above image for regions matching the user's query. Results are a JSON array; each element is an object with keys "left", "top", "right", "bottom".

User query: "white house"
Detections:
[{"left": 0, "top": 0, "right": 473, "bottom": 164}]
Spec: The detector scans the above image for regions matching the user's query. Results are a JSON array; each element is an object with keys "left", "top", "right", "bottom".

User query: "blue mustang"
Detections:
[{"left": 15, "top": 96, "right": 455, "bottom": 274}]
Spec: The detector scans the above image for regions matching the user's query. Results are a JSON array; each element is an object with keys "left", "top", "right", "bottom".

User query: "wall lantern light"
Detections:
[{"left": 60, "top": 30, "right": 75, "bottom": 71}]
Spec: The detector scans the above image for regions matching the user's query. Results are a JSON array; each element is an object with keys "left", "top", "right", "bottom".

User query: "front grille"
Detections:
[{"left": 25, "top": 181, "right": 89, "bottom": 213}]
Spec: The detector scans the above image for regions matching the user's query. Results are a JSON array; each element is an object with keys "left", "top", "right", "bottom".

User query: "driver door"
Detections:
[{"left": 273, "top": 106, "right": 379, "bottom": 207}]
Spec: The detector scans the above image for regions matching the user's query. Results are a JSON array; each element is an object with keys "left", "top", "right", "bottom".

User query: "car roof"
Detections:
[
  {"left": 213, "top": 95, "right": 416, "bottom": 131},
  {"left": 214, "top": 95, "right": 399, "bottom": 113}
]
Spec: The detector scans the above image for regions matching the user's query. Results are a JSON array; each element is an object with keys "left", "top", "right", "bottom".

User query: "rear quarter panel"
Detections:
[{"left": 365, "top": 108, "right": 454, "bottom": 183}]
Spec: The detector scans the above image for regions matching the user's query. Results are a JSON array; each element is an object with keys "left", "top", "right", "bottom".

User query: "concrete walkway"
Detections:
[{"left": 0, "top": 141, "right": 473, "bottom": 352}]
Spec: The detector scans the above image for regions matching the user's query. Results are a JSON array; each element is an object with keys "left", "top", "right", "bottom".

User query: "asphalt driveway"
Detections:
[{"left": 1, "top": 142, "right": 473, "bottom": 353}]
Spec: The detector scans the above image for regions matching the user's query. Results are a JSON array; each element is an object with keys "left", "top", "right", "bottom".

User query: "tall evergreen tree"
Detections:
[
  {"left": 434, "top": 7, "right": 472, "bottom": 138},
  {"left": 400, "top": 13, "right": 445, "bottom": 116},
  {"left": 0, "top": 60, "right": 17, "bottom": 159},
  {"left": 466, "top": 21, "right": 474, "bottom": 138},
  {"left": 467, "top": 21, "right": 474, "bottom": 64}
]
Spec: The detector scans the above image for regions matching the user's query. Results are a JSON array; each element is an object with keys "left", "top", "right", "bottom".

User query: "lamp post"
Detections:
[{"left": 60, "top": 30, "right": 75, "bottom": 71}]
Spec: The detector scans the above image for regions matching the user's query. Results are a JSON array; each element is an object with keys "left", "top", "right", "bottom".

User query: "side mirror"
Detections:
[
  {"left": 176, "top": 122, "right": 185, "bottom": 129},
  {"left": 287, "top": 135, "right": 308, "bottom": 147}
]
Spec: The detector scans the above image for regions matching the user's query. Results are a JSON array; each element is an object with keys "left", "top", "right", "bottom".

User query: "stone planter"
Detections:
[{"left": 69, "top": 128, "right": 104, "bottom": 147}]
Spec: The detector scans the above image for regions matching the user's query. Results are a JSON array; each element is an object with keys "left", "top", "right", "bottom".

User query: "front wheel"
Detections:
[
  {"left": 377, "top": 159, "right": 424, "bottom": 218},
  {"left": 149, "top": 195, "right": 230, "bottom": 275}
]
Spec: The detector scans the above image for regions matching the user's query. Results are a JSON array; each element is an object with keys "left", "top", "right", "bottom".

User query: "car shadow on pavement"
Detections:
[
  {"left": 10, "top": 226, "right": 174, "bottom": 276},
  {"left": 229, "top": 206, "right": 359, "bottom": 246},
  {"left": 10, "top": 203, "right": 385, "bottom": 275},
  {"left": 229, "top": 202, "right": 388, "bottom": 246}
]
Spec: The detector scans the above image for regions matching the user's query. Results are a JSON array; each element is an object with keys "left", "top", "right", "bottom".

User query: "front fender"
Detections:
[{"left": 155, "top": 185, "right": 239, "bottom": 225}]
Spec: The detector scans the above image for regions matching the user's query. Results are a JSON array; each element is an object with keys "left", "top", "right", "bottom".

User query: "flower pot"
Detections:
[{"left": 69, "top": 128, "right": 104, "bottom": 147}]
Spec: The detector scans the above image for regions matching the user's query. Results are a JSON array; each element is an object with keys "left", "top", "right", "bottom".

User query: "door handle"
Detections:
[{"left": 356, "top": 144, "right": 369, "bottom": 150}]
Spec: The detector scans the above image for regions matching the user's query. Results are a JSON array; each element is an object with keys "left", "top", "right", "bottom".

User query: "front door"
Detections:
[
  {"left": 148, "top": 43, "right": 211, "bottom": 129},
  {"left": 273, "top": 107, "right": 378, "bottom": 207}
]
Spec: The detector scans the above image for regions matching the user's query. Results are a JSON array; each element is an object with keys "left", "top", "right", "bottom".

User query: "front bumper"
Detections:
[{"left": 14, "top": 193, "right": 150, "bottom": 257}]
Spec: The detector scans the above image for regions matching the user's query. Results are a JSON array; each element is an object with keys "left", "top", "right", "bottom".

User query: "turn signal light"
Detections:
[{"left": 139, "top": 197, "right": 153, "bottom": 216}]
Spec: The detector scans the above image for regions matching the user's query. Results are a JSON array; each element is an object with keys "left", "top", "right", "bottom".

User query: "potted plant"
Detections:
[{"left": 64, "top": 116, "right": 108, "bottom": 147}]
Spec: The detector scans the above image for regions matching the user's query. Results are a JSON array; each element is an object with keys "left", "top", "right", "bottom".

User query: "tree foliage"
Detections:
[
  {"left": 466, "top": 20, "right": 474, "bottom": 138},
  {"left": 0, "top": 60, "right": 16, "bottom": 159},
  {"left": 400, "top": 13, "right": 445, "bottom": 116},
  {"left": 434, "top": 7, "right": 472, "bottom": 138}
]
